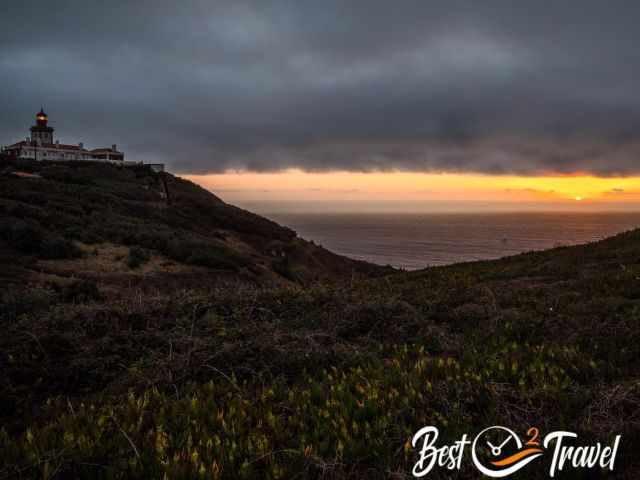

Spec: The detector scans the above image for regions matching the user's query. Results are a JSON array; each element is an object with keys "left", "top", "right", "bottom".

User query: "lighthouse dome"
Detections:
[{"left": 36, "top": 108, "right": 48, "bottom": 126}]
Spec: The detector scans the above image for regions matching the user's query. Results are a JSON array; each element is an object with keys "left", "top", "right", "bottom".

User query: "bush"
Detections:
[
  {"left": 166, "top": 238, "right": 246, "bottom": 271},
  {"left": 0, "top": 219, "right": 43, "bottom": 254},
  {"left": 337, "top": 300, "right": 419, "bottom": 341},
  {"left": 0, "top": 219, "right": 81, "bottom": 259},
  {"left": 0, "top": 343, "right": 595, "bottom": 479},
  {"left": 186, "top": 247, "right": 240, "bottom": 270},
  {"left": 52, "top": 279, "right": 103, "bottom": 303},
  {"left": 127, "top": 246, "right": 150, "bottom": 269},
  {"left": 40, "top": 235, "right": 82, "bottom": 260},
  {"left": 0, "top": 288, "right": 52, "bottom": 320},
  {"left": 272, "top": 256, "right": 294, "bottom": 280}
]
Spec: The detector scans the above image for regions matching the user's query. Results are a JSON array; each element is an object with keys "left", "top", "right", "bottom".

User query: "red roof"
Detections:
[
  {"left": 91, "top": 148, "right": 123, "bottom": 154},
  {"left": 51, "top": 144, "right": 86, "bottom": 151},
  {"left": 6, "top": 141, "right": 89, "bottom": 152}
]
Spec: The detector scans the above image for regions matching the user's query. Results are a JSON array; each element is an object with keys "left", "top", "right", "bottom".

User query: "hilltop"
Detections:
[
  {"left": 0, "top": 159, "right": 388, "bottom": 294},
  {"left": 1, "top": 159, "right": 640, "bottom": 478}
]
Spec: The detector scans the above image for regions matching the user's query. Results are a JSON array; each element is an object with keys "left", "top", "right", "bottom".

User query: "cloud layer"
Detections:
[{"left": 2, "top": 1, "right": 640, "bottom": 175}]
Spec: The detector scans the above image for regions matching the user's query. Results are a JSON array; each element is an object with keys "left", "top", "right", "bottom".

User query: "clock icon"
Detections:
[{"left": 471, "top": 426, "right": 544, "bottom": 478}]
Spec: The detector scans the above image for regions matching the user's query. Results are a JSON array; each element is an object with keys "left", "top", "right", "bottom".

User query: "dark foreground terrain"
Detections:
[{"left": 1, "top": 159, "right": 639, "bottom": 478}]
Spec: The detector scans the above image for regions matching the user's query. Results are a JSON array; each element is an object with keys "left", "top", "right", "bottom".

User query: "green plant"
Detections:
[{"left": 127, "top": 246, "right": 150, "bottom": 269}]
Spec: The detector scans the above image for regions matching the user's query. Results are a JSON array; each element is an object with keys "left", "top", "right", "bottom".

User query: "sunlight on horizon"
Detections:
[{"left": 183, "top": 170, "right": 640, "bottom": 213}]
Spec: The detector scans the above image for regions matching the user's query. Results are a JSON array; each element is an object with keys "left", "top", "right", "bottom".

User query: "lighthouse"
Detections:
[
  {"left": 29, "top": 108, "right": 55, "bottom": 145},
  {"left": 2, "top": 108, "right": 148, "bottom": 166}
]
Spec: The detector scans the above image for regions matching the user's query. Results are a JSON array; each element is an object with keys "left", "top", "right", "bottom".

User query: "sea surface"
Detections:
[{"left": 267, "top": 212, "right": 640, "bottom": 270}]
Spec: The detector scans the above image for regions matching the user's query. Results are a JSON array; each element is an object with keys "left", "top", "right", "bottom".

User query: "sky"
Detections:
[{"left": 2, "top": 1, "right": 640, "bottom": 211}]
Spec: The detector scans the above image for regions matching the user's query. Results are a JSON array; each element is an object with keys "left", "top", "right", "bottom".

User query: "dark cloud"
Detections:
[
  {"left": 2, "top": 1, "right": 640, "bottom": 175},
  {"left": 605, "top": 188, "right": 629, "bottom": 196}
]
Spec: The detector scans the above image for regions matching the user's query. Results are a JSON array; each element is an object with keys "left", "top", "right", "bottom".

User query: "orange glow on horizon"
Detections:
[{"left": 181, "top": 169, "right": 640, "bottom": 212}]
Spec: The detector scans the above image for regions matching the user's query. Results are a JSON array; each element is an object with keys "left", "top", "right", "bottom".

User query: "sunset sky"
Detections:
[
  {"left": 185, "top": 170, "right": 640, "bottom": 213},
  {"left": 3, "top": 1, "right": 640, "bottom": 212}
]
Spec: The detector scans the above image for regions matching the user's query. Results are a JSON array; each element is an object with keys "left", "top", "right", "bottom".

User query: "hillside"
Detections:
[
  {"left": 1, "top": 160, "right": 640, "bottom": 478},
  {"left": 0, "top": 159, "right": 388, "bottom": 294}
]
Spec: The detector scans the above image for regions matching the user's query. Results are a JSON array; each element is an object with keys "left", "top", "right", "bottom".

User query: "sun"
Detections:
[{"left": 575, "top": 196, "right": 583, "bottom": 201}]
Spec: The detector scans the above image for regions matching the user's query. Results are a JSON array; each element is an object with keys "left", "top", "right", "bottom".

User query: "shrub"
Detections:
[
  {"left": 338, "top": 300, "right": 419, "bottom": 341},
  {"left": 272, "top": 256, "right": 294, "bottom": 280},
  {"left": 0, "top": 218, "right": 81, "bottom": 259},
  {"left": 186, "top": 247, "right": 240, "bottom": 270},
  {"left": 127, "top": 246, "right": 150, "bottom": 269},
  {"left": 52, "top": 279, "right": 103, "bottom": 303},
  {"left": 0, "top": 219, "right": 43, "bottom": 254},
  {"left": 0, "top": 343, "right": 596, "bottom": 479},
  {"left": 166, "top": 238, "right": 246, "bottom": 271},
  {"left": 40, "top": 235, "right": 82, "bottom": 260},
  {"left": 0, "top": 288, "right": 52, "bottom": 320}
]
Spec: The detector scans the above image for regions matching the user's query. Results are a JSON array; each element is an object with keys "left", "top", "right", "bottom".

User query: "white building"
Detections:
[{"left": 3, "top": 109, "right": 126, "bottom": 163}]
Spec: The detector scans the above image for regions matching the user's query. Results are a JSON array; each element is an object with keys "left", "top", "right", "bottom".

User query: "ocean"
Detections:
[{"left": 266, "top": 212, "right": 640, "bottom": 270}]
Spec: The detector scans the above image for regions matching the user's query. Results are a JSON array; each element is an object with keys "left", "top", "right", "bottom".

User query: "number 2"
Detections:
[{"left": 526, "top": 427, "right": 540, "bottom": 446}]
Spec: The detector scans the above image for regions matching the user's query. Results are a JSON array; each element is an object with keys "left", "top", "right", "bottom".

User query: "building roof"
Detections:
[
  {"left": 6, "top": 141, "right": 29, "bottom": 149},
  {"left": 6, "top": 140, "right": 89, "bottom": 152},
  {"left": 11, "top": 171, "right": 42, "bottom": 179},
  {"left": 90, "top": 148, "right": 123, "bottom": 154}
]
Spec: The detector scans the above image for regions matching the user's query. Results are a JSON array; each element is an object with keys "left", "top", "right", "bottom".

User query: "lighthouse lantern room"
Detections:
[{"left": 30, "top": 108, "right": 55, "bottom": 145}]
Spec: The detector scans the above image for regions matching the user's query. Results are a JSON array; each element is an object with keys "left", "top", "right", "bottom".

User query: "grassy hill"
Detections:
[
  {"left": 0, "top": 159, "right": 387, "bottom": 291},
  {"left": 1, "top": 159, "right": 639, "bottom": 478}
]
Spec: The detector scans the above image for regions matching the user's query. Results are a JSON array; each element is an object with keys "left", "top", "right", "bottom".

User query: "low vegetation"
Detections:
[
  {"left": 0, "top": 159, "right": 383, "bottom": 284},
  {"left": 1, "top": 159, "right": 639, "bottom": 478},
  {"left": 126, "top": 246, "right": 150, "bottom": 269}
]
